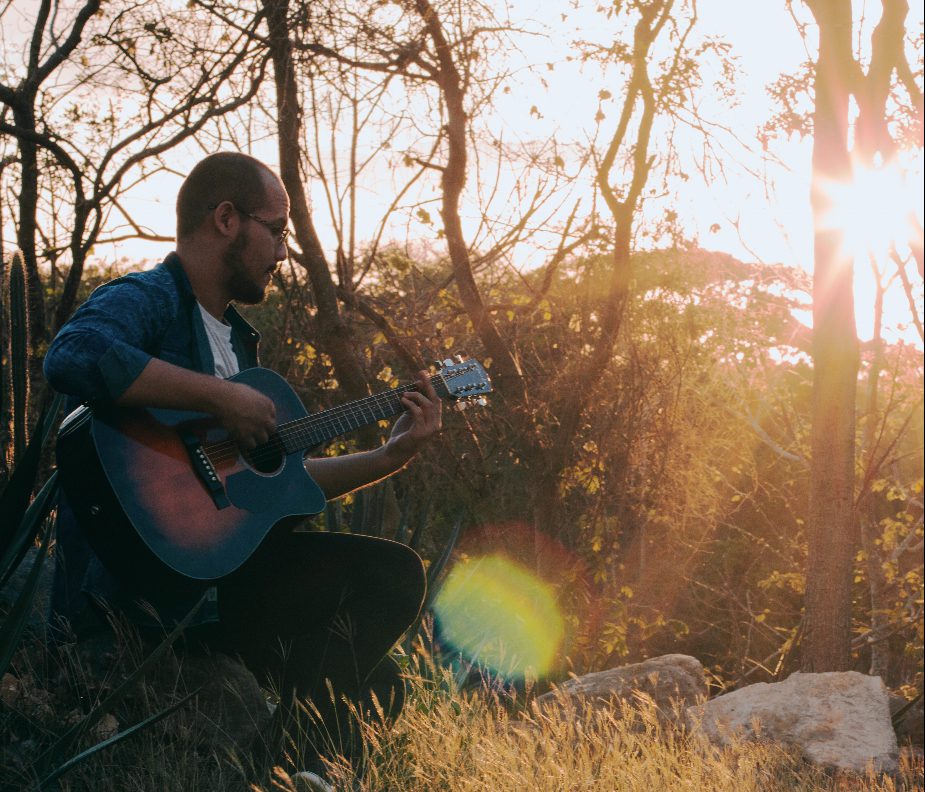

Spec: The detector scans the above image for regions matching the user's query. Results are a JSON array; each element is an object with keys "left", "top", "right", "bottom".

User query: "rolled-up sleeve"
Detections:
[{"left": 44, "top": 271, "right": 178, "bottom": 404}]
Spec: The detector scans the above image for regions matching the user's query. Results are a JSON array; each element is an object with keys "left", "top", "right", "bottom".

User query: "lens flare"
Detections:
[
  {"left": 433, "top": 553, "right": 565, "bottom": 681},
  {"left": 818, "top": 154, "right": 924, "bottom": 263}
]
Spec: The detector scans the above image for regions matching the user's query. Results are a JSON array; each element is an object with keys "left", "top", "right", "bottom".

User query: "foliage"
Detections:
[
  {"left": 236, "top": 242, "right": 922, "bottom": 690},
  {"left": 1, "top": 610, "right": 245, "bottom": 792}
]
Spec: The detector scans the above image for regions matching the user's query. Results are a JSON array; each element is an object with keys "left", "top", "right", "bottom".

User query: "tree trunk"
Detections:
[
  {"left": 858, "top": 265, "right": 890, "bottom": 680},
  {"left": 802, "top": 0, "right": 859, "bottom": 672},
  {"left": 533, "top": 1, "right": 666, "bottom": 539},
  {"left": 263, "top": 0, "right": 371, "bottom": 404},
  {"left": 12, "top": 102, "right": 46, "bottom": 344},
  {"left": 409, "top": 0, "right": 528, "bottom": 410}
]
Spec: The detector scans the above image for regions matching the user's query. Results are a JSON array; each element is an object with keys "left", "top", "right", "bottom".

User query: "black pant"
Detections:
[{"left": 211, "top": 530, "right": 426, "bottom": 760}]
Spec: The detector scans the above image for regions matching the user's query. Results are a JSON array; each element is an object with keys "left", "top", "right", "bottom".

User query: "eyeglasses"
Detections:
[
  {"left": 237, "top": 208, "right": 290, "bottom": 244},
  {"left": 209, "top": 203, "right": 290, "bottom": 244}
]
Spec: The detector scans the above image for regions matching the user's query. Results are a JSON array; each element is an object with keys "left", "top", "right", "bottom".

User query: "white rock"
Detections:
[
  {"left": 687, "top": 671, "right": 899, "bottom": 775},
  {"left": 536, "top": 654, "right": 707, "bottom": 728}
]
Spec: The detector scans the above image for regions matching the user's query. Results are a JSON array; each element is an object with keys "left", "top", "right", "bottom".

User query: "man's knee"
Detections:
[{"left": 378, "top": 540, "right": 427, "bottom": 620}]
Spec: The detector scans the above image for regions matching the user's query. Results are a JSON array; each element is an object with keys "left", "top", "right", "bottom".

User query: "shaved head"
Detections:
[{"left": 176, "top": 152, "right": 277, "bottom": 239}]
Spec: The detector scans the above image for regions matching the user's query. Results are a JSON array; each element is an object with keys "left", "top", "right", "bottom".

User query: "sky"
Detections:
[
  {"left": 108, "top": 1, "right": 818, "bottom": 263},
  {"left": 3, "top": 0, "right": 923, "bottom": 341}
]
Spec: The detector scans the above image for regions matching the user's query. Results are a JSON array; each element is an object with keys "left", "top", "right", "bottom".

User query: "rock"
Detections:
[
  {"left": 0, "top": 672, "right": 22, "bottom": 706},
  {"left": 94, "top": 712, "right": 119, "bottom": 740},
  {"left": 178, "top": 651, "right": 273, "bottom": 752},
  {"left": 687, "top": 671, "right": 898, "bottom": 775},
  {"left": 890, "top": 694, "right": 924, "bottom": 747},
  {"left": 535, "top": 654, "right": 707, "bottom": 728}
]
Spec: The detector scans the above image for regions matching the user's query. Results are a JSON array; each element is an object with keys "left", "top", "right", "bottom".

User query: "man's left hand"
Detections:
[{"left": 385, "top": 370, "right": 442, "bottom": 463}]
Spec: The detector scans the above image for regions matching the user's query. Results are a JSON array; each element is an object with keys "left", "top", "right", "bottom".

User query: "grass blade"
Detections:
[
  {"left": 37, "top": 687, "right": 201, "bottom": 789},
  {"left": 35, "top": 591, "right": 208, "bottom": 771},
  {"left": 0, "top": 393, "right": 62, "bottom": 556},
  {"left": 0, "top": 471, "right": 60, "bottom": 589},
  {"left": 0, "top": 507, "right": 54, "bottom": 676}
]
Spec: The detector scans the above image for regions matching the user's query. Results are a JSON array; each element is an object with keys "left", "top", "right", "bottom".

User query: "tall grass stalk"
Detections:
[
  {"left": 4, "top": 630, "right": 922, "bottom": 791},
  {"left": 267, "top": 641, "right": 924, "bottom": 792}
]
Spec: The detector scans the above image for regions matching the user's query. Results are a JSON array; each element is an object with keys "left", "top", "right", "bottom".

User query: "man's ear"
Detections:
[{"left": 210, "top": 201, "right": 239, "bottom": 238}]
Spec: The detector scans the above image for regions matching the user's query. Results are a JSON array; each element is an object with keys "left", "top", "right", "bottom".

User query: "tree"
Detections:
[
  {"left": 794, "top": 0, "right": 923, "bottom": 671},
  {"left": 0, "top": 0, "right": 101, "bottom": 344},
  {"left": 261, "top": 0, "right": 375, "bottom": 405},
  {"left": 0, "top": 0, "right": 270, "bottom": 341},
  {"left": 275, "top": 0, "right": 743, "bottom": 560}
]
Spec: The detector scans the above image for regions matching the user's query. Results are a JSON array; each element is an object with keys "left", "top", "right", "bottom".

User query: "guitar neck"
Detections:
[{"left": 275, "top": 375, "right": 449, "bottom": 453}]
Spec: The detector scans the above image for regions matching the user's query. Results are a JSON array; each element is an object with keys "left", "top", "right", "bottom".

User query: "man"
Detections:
[{"left": 44, "top": 152, "right": 440, "bottom": 778}]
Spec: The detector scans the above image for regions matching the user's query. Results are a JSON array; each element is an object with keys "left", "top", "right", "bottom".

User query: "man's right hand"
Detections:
[
  {"left": 116, "top": 358, "right": 276, "bottom": 452},
  {"left": 214, "top": 380, "right": 277, "bottom": 451}
]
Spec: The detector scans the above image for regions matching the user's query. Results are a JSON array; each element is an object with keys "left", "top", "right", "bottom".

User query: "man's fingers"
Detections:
[{"left": 402, "top": 391, "right": 439, "bottom": 420}]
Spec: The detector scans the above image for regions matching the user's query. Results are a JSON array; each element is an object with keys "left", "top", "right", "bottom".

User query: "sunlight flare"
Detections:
[
  {"left": 433, "top": 553, "right": 565, "bottom": 681},
  {"left": 817, "top": 154, "right": 924, "bottom": 265}
]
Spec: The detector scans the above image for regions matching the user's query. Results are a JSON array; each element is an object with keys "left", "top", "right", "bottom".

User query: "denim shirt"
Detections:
[{"left": 44, "top": 253, "right": 260, "bottom": 635}]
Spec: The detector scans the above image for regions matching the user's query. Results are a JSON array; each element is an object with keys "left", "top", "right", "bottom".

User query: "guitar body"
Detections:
[{"left": 57, "top": 367, "right": 327, "bottom": 588}]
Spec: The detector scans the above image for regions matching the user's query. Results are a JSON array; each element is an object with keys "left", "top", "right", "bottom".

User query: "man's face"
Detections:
[{"left": 224, "top": 173, "right": 290, "bottom": 305}]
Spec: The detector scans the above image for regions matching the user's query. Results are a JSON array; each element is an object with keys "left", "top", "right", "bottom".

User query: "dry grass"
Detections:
[
  {"left": 266, "top": 649, "right": 925, "bottom": 792},
  {"left": 2, "top": 633, "right": 922, "bottom": 792}
]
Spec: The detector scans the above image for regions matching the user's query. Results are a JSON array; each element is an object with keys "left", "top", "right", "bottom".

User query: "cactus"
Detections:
[
  {"left": 0, "top": 258, "right": 5, "bottom": 479},
  {"left": 6, "top": 251, "right": 31, "bottom": 463}
]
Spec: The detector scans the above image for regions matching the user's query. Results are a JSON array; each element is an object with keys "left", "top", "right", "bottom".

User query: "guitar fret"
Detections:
[{"left": 276, "top": 372, "right": 463, "bottom": 454}]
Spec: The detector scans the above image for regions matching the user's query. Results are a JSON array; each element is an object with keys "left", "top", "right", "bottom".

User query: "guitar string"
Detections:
[
  {"left": 204, "top": 386, "right": 416, "bottom": 467},
  {"left": 203, "top": 367, "right": 484, "bottom": 468},
  {"left": 199, "top": 373, "right": 470, "bottom": 469}
]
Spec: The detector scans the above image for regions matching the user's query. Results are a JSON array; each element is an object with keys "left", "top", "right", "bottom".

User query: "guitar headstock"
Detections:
[{"left": 436, "top": 355, "right": 492, "bottom": 409}]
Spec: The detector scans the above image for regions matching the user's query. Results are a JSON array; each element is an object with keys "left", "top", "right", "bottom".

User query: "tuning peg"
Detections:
[
  {"left": 442, "top": 358, "right": 454, "bottom": 367},
  {"left": 455, "top": 352, "right": 466, "bottom": 363},
  {"left": 477, "top": 397, "right": 488, "bottom": 406},
  {"left": 455, "top": 400, "right": 469, "bottom": 411}
]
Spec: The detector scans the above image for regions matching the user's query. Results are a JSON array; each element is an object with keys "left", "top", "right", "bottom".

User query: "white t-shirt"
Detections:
[{"left": 198, "top": 303, "right": 240, "bottom": 379}]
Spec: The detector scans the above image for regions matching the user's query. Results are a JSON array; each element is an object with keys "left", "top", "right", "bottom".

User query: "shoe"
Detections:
[{"left": 291, "top": 770, "right": 334, "bottom": 792}]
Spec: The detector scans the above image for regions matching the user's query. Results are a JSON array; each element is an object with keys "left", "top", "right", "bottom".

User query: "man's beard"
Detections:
[{"left": 223, "top": 230, "right": 267, "bottom": 305}]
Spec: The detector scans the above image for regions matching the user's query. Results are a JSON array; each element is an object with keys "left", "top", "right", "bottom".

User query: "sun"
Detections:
[
  {"left": 818, "top": 153, "right": 923, "bottom": 265},
  {"left": 816, "top": 152, "right": 924, "bottom": 340}
]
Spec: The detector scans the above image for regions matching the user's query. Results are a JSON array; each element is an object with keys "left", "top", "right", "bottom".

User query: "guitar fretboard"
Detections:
[{"left": 274, "top": 374, "right": 449, "bottom": 453}]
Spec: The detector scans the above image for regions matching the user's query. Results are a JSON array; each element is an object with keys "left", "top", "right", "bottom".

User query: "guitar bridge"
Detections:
[{"left": 178, "top": 428, "right": 231, "bottom": 510}]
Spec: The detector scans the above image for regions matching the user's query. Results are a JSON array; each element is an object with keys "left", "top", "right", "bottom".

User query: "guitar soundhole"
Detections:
[{"left": 243, "top": 438, "right": 285, "bottom": 474}]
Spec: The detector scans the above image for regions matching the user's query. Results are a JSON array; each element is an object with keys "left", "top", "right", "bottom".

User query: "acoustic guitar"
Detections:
[{"left": 56, "top": 358, "right": 491, "bottom": 590}]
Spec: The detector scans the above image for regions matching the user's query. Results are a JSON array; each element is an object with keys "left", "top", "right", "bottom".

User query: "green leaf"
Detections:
[
  {"left": 0, "top": 472, "right": 60, "bottom": 589},
  {"left": 403, "top": 519, "right": 464, "bottom": 653},
  {"left": 424, "top": 518, "right": 463, "bottom": 602}
]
